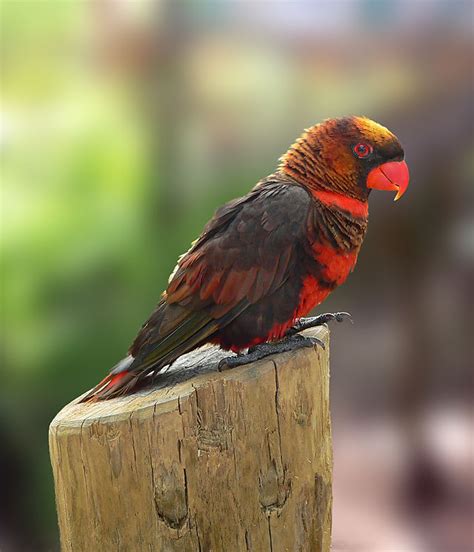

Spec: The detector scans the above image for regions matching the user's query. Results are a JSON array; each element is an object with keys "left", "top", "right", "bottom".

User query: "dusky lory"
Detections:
[{"left": 82, "top": 116, "right": 409, "bottom": 401}]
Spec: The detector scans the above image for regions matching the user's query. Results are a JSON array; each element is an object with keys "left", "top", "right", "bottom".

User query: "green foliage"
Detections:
[{"left": 2, "top": 3, "right": 155, "bottom": 544}]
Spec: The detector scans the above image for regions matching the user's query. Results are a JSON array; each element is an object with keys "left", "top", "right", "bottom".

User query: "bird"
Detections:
[{"left": 81, "top": 115, "right": 409, "bottom": 401}]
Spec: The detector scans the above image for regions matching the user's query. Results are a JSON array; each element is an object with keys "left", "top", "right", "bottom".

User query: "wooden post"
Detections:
[{"left": 49, "top": 327, "right": 332, "bottom": 552}]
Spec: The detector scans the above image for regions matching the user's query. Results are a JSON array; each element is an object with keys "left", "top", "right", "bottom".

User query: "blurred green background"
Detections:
[{"left": 1, "top": 1, "right": 472, "bottom": 551}]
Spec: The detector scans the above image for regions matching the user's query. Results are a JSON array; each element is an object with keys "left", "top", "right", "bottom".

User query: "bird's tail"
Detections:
[{"left": 79, "top": 356, "right": 141, "bottom": 402}]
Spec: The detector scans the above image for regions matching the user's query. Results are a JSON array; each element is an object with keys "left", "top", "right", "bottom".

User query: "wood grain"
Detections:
[{"left": 49, "top": 326, "right": 332, "bottom": 552}]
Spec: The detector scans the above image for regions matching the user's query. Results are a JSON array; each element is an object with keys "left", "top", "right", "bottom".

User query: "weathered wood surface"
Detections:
[{"left": 49, "top": 326, "right": 332, "bottom": 552}]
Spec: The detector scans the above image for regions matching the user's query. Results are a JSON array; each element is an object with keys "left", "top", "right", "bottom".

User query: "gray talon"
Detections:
[
  {"left": 335, "top": 312, "right": 352, "bottom": 323},
  {"left": 307, "top": 336, "right": 325, "bottom": 350},
  {"left": 218, "top": 357, "right": 233, "bottom": 371},
  {"left": 287, "top": 311, "right": 353, "bottom": 336}
]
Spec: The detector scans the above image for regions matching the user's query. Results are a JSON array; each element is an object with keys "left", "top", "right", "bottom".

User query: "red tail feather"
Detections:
[{"left": 80, "top": 371, "right": 137, "bottom": 402}]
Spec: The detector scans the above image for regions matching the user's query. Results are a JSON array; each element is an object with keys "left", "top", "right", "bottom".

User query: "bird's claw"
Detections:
[
  {"left": 326, "top": 311, "right": 353, "bottom": 324},
  {"left": 217, "top": 334, "right": 324, "bottom": 371},
  {"left": 304, "top": 335, "right": 326, "bottom": 350},
  {"left": 286, "top": 311, "right": 353, "bottom": 336},
  {"left": 218, "top": 356, "right": 241, "bottom": 371}
]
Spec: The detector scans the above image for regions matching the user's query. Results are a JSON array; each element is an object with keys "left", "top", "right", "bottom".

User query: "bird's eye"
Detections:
[{"left": 353, "top": 143, "right": 373, "bottom": 159}]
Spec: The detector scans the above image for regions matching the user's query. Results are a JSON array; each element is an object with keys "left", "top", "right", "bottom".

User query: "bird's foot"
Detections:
[
  {"left": 218, "top": 334, "right": 324, "bottom": 371},
  {"left": 286, "top": 311, "right": 352, "bottom": 337}
]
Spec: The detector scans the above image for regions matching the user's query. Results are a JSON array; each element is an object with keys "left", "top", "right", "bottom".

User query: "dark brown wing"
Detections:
[{"left": 125, "top": 175, "right": 313, "bottom": 375}]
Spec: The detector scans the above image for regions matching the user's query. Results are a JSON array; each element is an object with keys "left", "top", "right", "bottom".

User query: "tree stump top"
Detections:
[{"left": 51, "top": 326, "right": 329, "bottom": 429}]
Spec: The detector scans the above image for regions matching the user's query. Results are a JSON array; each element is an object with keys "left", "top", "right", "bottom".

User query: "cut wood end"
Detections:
[{"left": 50, "top": 325, "right": 329, "bottom": 430}]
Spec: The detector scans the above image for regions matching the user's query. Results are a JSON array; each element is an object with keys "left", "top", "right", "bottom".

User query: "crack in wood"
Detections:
[
  {"left": 244, "top": 529, "right": 252, "bottom": 551},
  {"left": 267, "top": 518, "right": 274, "bottom": 552},
  {"left": 272, "top": 360, "right": 286, "bottom": 477}
]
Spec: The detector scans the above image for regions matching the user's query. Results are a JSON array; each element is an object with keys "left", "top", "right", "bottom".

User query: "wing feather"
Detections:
[{"left": 126, "top": 176, "right": 313, "bottom": 378}]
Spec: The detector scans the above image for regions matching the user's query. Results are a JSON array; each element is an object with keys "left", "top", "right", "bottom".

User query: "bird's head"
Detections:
[{"left": 281, "top": 116, "right": 409, "bottom": 203}]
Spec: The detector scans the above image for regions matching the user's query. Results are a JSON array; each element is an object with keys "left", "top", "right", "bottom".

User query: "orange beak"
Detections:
[{"left": 367, "top": 160, "right": 410, "bottom": 201}]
